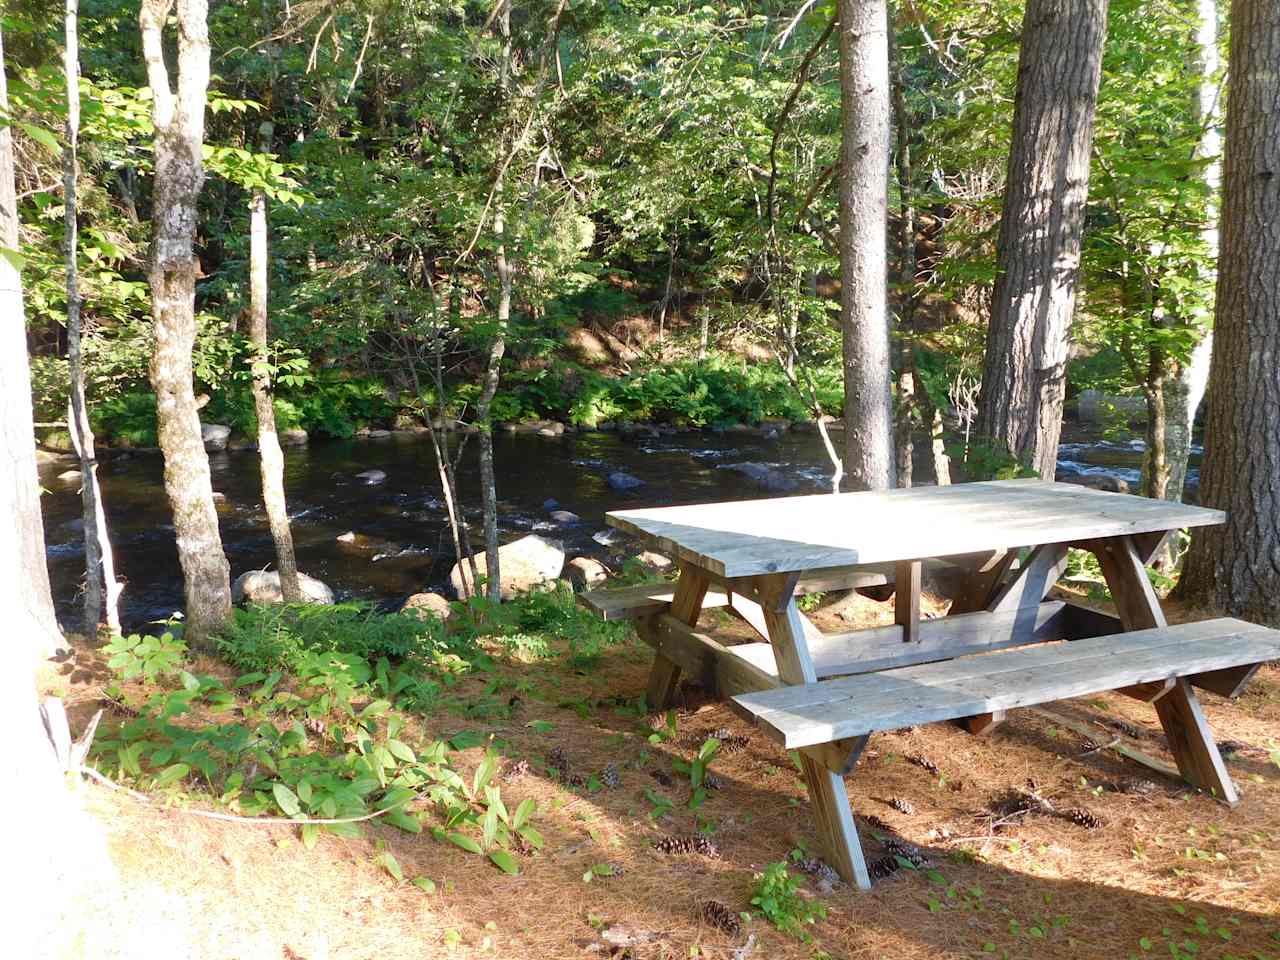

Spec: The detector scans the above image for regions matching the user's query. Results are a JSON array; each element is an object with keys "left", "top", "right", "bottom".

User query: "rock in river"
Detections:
[
  {"left": 549, "top": 509, "right": 582, "bottom": 526},
  {"left": 718, "top": 461, "right": 798, "bottom": 492},
  {"left": 607, "top": 471, "right": 644, "bottom": 491},
  {"left": 564, "top": 556, "right": 609, "bottom": 591},
  {"left": 448, "top": 534, "right": 566, "bottom": 600},
  {"left": 201, "top": 423, "right": 231, "bottom": 452},
  {"left": 356, "top": 469, "right": 387, "bottom": 485},
  {"left": 232, "top": 570, "right": 334, "bottom": 605}
]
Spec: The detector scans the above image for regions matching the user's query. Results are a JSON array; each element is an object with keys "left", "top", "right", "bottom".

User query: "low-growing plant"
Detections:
[
  {"left": 750, "top": 861, "right": 827, "bottom": 941},
  {"left": 101, "top": 631, "right": 188, "bottom": 682}
]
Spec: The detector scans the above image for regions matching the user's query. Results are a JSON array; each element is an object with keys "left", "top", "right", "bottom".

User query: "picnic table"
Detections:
[{"left": 580, "top": 478, "right": 1280, "bottom": 890}]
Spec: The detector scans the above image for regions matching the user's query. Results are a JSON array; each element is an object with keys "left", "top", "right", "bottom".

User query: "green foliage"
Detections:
[
  {"left": 101, "top": 631, "right": 188, "bottom": 682},
  {"left": 750, "top": 861, "right": 827, "bottom": 941},
  {"left": 92, "top": 390, "right": 158, "bottom": 447}
]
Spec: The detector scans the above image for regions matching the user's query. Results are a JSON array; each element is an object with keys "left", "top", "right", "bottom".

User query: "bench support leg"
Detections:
[
  {"left": 643, "top": 565, "right": 709, "bottom": 710},
  {"left": 1154, "top": 679, "right": 1239, "bottom": 807},
  {"left": 753, "top": 572, "right": 871, "bottom": 889}
]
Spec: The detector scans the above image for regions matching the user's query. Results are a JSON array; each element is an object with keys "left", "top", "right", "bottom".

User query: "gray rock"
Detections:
[
  {"left": 549, "top": 509, "right": 582, "bottom": 526},
  {"left": 366, "top": 428, "right": 392, "bottom": 439},
  {"left": 356, "top": 469, "right": 387, "bottom": 485},
  {"left": 232, "top": 570, "right": 334, "bottom": 605},
  {"left": 56, "top": 469, "right": 82, "bottom": 482},
  {"left": 718, "top": 461, "right": 798, "bottom": 492},
  {"left": 401, "top": 591, "right": 454, "bottom": 621},
  {"left": 227, "top": 435, "right": 257, "bottom": 452},
  {"left": 536, "top": 421, "right": 566, "bottom": 438},
  {"left": 636, "top": 550, "right": 674, "bottom": 573},
  {"left": 542, "top": 498, "right": 560, "bottom": 511},
  {"left": 607, "top": 471, "right": 645, "bottom": 491},
  {"left": 1066, "top": 474, "right": 1131, "bottom": 494},
  {"left": 448, "top": 534, "right": 566, "bottom": 600},
  {"left": 201, "top": 423, "right": 232, "bottom": 452},
  {"left": 564, "top": 556, "right": 609, "bottom": 591},
  {"left": 592, "top": 528, "right": 627, "bottom": 547},
  {"left": 280, "top": 427, "right": 309, "bottom": 446}
]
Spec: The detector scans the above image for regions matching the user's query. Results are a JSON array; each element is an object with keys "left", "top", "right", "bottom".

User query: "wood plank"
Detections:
[
  {"left": 1087, "top": 535, "right": 1166, "bottom": 631},
  {"left": 988, "top": 544, "right": 1071, "bottom": 614},
  {"left": 947, "top": 549, "right": 1015, "bottom": 614},
  {"left": 895, "top": 560, "right": 922, "bottom": 644},
  {"left": 1116, "top": 678, "right": 1175, "bottom": 702},
  {"left": 726, "top": 592, "right": 823, "bottom": 646},
  {"left": 636, "top": 615, "right": 778, "bottom": 700},
  {"left": 754, "top": 572, "right": 869, "bottom": 890},
  {"left": 1154, "top": 680, "right": 1239, "bottom": 806},
  {"left": 730, "top": 620, "right": 1280, "bottom": 749},
  {"left": 606, "top": 480, "right": 1225, "bottom": 578},
  {"left": 1029, "top": 707, "right": 1181, "bottom": 780},
  {"left": 644, "top": 565, "right": 709, "bottom": 710},
  {"left": 577, "top": 583, "right": 731, "bottom": 622}
]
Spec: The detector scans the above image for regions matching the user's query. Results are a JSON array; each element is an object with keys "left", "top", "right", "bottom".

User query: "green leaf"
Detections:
[
  {"left": 411, "top": 876, "right": 437, "bottom": 895},
  {"left": 526, "top": 720, "right": 554, "bottom": 733},
  {"left": 447, "top": 831, "right": 483, "bottom": 855},
  {"left": 17, "top": 121, "right": 59, "bottom": 154},
  {"left": 489, "top": 849, "right": 520, "bottom": 875},
  {"left": 517, "top": 825, "right": 544, "bottom": 850},
  {"left": 449, "top": 730, "right": 485, "bottom": 750},
  {"left": 373, "top": 851, "right": 404, "bottom": 882},
  {"left": 300, "top": 823, "right": 320, "bottom": 850},
  {"left": 512, "top": 797, "right": 536, "bottom": 830},
  {"left": 0, "top": 246, "right": 27, "bottom": 270},
  {"left": 473, "top": 749, "right": 499, "bottom": 797},
  {"left": 153, "top": 763, "right": 190, "bottom": 788},
  {"left": 360, "top": 699, "right": 392, "bottom": 719},
  {"left": 272, "top": 782, "right": 302, "bottom": 817},
  {"left": 383, "top": 808, "right": 423, "bottom": 834},
  {"left": 386, "top": 739, "right": 416, "bottom": 763}
]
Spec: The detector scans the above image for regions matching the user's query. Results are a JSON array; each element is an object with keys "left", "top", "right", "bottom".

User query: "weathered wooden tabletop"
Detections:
[{"left": 606, "top": 478, "right": 1225, "bottom": 577}]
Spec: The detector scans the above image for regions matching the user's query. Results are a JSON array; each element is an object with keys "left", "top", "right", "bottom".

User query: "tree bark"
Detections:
[
  {"left": 0, "top": 29, "right": 63, "bottom": 659},
  {"left": 976, "top": 0, "right": 1108, "bottom": 479},
  {"left": 890, "top": 16, "right": 916, "bottom": 489},
  {"left": 141, "top": 0, "right": 232, "bottom": 648},
  {"left": 249, "top": 121, "right": 301, "bottom": 603},
  {"left": 837, "top": 0, "right": 895, "bottom": 491},
  {"left": 1177, "top": 0, "right": 1280, "bottom": 622}
]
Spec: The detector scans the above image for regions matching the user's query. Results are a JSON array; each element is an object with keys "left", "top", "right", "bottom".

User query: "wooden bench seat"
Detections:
[{"left": 730, "top": 618, "right": 1280, "bottom": 751}]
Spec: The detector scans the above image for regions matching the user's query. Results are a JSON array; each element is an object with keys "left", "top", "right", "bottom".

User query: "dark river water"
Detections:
[{"left": 37, "top": 423, "right": 1181, "bottom": 632}]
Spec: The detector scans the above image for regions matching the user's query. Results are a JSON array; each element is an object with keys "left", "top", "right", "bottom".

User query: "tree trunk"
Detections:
[
  {"left": 891, "top": 17, "right": 916, "bottom": 489},
  {"left": 1162, "top": 0, "right": 1222, "bottom": 503},
  {"left": 837, "top": 0, "right": 895, "bottom": 491},
  {"left": 976, "top": 0, "right": 1108, "bottom": 479},
  {"left": 249, "top": 121, "right": 301, "bottom": 603},
  {"left": 141, "top": 0, "right": 231, "bottom": 648},
  {"left": 1177, "top": 0, "right": 1280, "bottom": 622},
  {"left": 0, "top": 29, "right": 62, "bottom": 658}
]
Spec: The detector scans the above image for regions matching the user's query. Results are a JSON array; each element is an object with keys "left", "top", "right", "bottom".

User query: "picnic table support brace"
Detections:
[
  {"left": 644, "top": 564, "right": 709, "bottom": 710},
  {"left": 756, "top": 573, "right": 871, "bottom": 890},
  {"left": 1090, "top": 535, "right": 1239, "bottom": 806}
]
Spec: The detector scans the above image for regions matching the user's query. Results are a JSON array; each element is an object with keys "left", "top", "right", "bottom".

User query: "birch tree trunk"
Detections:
[
  {"left": 837, "top": 0, "right": 895, "bottom": 491},
  {"left": 890, "top": 16, "right": 916, "bottom": 488},
  {"left": 249, "top": 121, "right": 302, "bottom": 603},
  {"left": 1177, "top": 0, "right": 1280, "bottom": 622},
  {"left": 0, "top": 29, "right": 63, "bottom": 659},
  {"left": 1161, "top": 0, "right": 1221, "bottom": 502},
  {"left": 976, "top": 0, "right": 1108, "bottom": 479},
  {"left": 141, "top": 0, "right": 232, "bottom": 648},
  {"left": 64, "top": 0, "right": 121, "bottom": 634}
]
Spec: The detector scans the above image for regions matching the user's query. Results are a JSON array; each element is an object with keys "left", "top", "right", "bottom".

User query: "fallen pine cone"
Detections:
[
  {"left": 502, "top": 758, "right": 531, "bottom": 782},
  {"left": 1062, "top": 807, "right": 1104, "bottom": 829},
  {"left": 887, "top": 796, "right": 917, "bottom": 816},
  {"left": 868, "top": 855, "right": 900, "bottom": 881},
  {"left": 881, "top": 837, "right": 932, "bottom": 869},
  {"left": 600, "top": 762, "right": 621, "bottom": 789},
  {"left": 904, "top": 753, "right": 940, "bottom": 775},
  {"left": 796, "top": 857, "right": 840, "bottom": 888},
  {"left": 704, "top": 773, "right": 725, "bottom": 791},
  {"left": 699, "top": 900, "right": 741, "bottom": 936},
  {"left": 650, "top": 769, "right": 674, "bottom": 788},
  {"left": 654, "top": 834, "right": 719, "bottom": 858},
  {"left": 1116, "top": 777, "right": 1158, "bottom": 796},
  {"left": 708, "top": 727, "right": 750, "bottom": 753},
  {"left": 859, "top": 813, "right": 894, "bottom": 835}
]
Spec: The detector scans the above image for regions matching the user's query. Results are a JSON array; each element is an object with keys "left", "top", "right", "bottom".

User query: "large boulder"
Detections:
[
  {"left": 548, "top": 509, "right": 582, "bottom": 526},
  {"left": 201, "top": 423, "right": 231, "bottom": 452},
  {"left": 636, "top": 550, "right": 674, "bottom": 573},
  {"left": 280, "top": 427, "right": 309, "bottom": 446},
  {"left": 448, "top": 534, "right": 566, "bottom": 600},
  {"left": 718, "top": 461, "right": 798, "bottom": 492},
  {"left": 356, "top": 469, "right": 387, "bottom": 485},
  {"left": 607, "top": 471, "right": 645, "bottom": 491},
  {"left": 401, "top": 591, "right": 454, "bottom": 621},
  {"left": 232, "top": 570, "right": 334, "bottom": 605},
  {"left": 564, "top": 556, "right": 609, "bottom": 591}
]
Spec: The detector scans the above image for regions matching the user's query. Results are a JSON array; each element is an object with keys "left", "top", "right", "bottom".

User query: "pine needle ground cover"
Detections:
[{"left": 39, "top": 589, "right": 1280, "bottom": 960}]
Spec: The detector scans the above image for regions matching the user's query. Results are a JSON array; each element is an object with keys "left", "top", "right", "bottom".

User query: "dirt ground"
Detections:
[{"left": 40, "top": 588, "right": 1280, "bottom": 960}]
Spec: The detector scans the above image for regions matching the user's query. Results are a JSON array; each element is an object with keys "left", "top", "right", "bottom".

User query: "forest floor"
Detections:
[{"left": 40, "top": 588, "right": 1280, "bottom": 960}]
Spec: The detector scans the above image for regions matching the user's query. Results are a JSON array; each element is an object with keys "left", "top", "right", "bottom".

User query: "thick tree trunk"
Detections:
[
  {"left": 141, "top": 0, "right": 231, "bottom": 648},
  {"left": 891, "top": 18, "right": 916, "bottom": 489},
  {"left": 249, "top": 121, "right": 301, "bottom": 603},
  {"left": 976, "top": 0, "right": 1108, "bottom": 479},
  {"left": 1178, "top": 0, "right": 1280, "bottom": 622},
  {"left": 1162, "top": 0, "right": 1221, "bottom": 503},
  {"left": 837, "top": 0, "right": 894, "bottom": 491},
  {"left": 0, "top": 30, "right": 62, "bottom": 658}
]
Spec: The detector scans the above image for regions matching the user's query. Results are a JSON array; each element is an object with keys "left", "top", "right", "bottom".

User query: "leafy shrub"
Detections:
[
  {"left": 93, "top": 389, "right": 159, "bottom": 446},
  {"left": 293, "top": 373, "right": 396, "bottom": 438},
  {"left": 101, "top": 631, "right": 188, "bottom": 682},
  {"left": 750, "top": 861, "right": 828, "bottom": 941},
  {"left": 214, "top": 601, "right": 456, "bottom": 673}
]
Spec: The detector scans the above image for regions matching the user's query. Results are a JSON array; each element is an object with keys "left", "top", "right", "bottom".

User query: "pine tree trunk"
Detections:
[
  {"left": 976, "top": 0, "right": 1108, "bottom": 479},
  {"left": 249, "top": 121, "right": 301, "bottom": 603},
  {"left": 891, "top": 18, "right": 916, "bottom": 489},
  {"left": 837, "top": 0, "right": 895, "bottom": 491},
  {"left": 0, "top": 29, "right": 62, "bottom": 658},
  {"left": 1162, "top": 0, "right": 1221, "bottom": 503},
  {"left": 141, "top": 0, "right": 231, "bottom": 648},
  {"left": 1178, "top": 0, "right": 1280, "bottom": 622}
]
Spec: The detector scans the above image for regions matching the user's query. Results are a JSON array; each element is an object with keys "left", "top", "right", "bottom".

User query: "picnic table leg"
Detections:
[
  {"left": 757, "top": 573, "right": 871, "bottom": 890},
  {"left": 1091, "top": 535, "right": 1238, "bottom": 805},
  {"left": 644, "top": 564, "right": 710, "bottom": 710}
]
